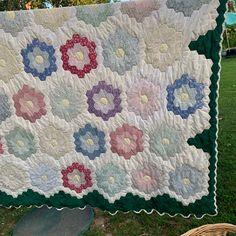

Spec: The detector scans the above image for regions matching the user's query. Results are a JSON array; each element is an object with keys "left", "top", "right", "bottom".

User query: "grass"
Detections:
[{"left": 0, "top": 58, "right": 236, "bottom": 235}]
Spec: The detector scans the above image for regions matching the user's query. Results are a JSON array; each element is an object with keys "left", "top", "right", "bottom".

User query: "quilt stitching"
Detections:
[{"left": 0, "top": 0, "right": 226, "bottom": 217}]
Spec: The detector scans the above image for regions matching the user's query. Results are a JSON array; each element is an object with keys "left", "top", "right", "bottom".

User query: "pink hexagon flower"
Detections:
[
  {"left": 127, "top": 80, "right": 160, "bottom": 119},
  {"left": 61, "top": 162, "right": 93, "bottom": 194},
  {"left": 13, "top": 85, "right": 47, "bottom": 123},
  {"left": 0, "top": 140, "right": 3, "bottom": 155},
  {"left": 131, "top": 163, "right": 164, "bottom": 194},
  {"left": 110, "top": 123, "right": 144, "bottom": 159},
  {"left": 121, "top": 0, "right": 160, "bottom": 23}
]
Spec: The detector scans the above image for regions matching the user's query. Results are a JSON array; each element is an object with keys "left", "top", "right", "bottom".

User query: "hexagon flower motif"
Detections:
[
  {"left": 33, "top": 8, "right": 71, "bottom": 32},
  {"left": 131, "top": 163, "right": 165, "bottom": 194},
  {"left": 86, "top": 81, "right": 122, "bottom": 121},
  {"left": 144, "top": 24, "right": 183, "bottom": 71},
  {"left": 0, "top": 140, "right": 4, "bottom": 155},
  {"left": 50, "top": 85, "right": 82, "bottom": 122},
  {"left": 5, "top": 127, "right": 37, "bottom": 160},
  {"left": 166, "top": 74, "right": 204, "bottom": 119},
  {"left": 60, "top": 34, "right": 97, "bottom": 78},
  {"left": 13, "top": 85, "right": 47, "bottom": 123},
  {"left": 149, "top": 124, "right": 185, "bottom": 159},
  {"left": 76, "top": 3, "right": 114, "bottom": 27},
  {"left": 110, "top": 123, "right": 144, "bottom": 159},
  {"left": 0, "top": 162, "right": 28, "bottom": 194},
  {"left": 166, "top": 0, "right": 211, "bottom": 17},
  {"left": 21, "top": 38, "right": 57, "bottom": 81},
  {"left": 0, "top": 43, "right": 22, "bottom": 83},
  {"left": 96, "top": 163, "right": 128, "bottom": 197},
  {"left": 0, "top": 11, "right": 29, "bottom": 36},
  {"left": 168, "top": 164, "right": 205, "bottom": 199},
  {"left": 102, "top": 29, "right": 139, "bottom": 75},
  {"left": 74, "top": 124, "right": 106, "bottom": 160},
  {"left": 127, "top": 79, "right": 160, "bottom": 119},
  {"left": 0, "top": 93, "right": 11, "bottom": 124},
  {"left": 61, "top": 162, "right": 93, "bottom": 193},
  {"left": 121, "top": 0, "right": 160, "bottom": 23},
  {"left": 29, "top": 163, "right": 60, "bottom": 192},
  {"left": 39, "top": 126, "right": 72, "bottom": 159}
]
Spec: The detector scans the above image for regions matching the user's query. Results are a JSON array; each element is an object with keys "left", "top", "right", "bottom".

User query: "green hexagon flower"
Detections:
[{"left": 6, "top": 127, "right": 37, "bottom": 160}]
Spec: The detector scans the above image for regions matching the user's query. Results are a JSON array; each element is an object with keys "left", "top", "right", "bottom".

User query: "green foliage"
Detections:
[
  {"left": 0, "top": 0, "right": 109, "bottom": 11},
  {"left": 32, "top": 0, "right": 109, "bottom": 8},
  {"left": 0, "top": 0, "right": 29, "bottom": 11},
  {"left": 223, "top": 25, "right": 236, "bottom": 50}
]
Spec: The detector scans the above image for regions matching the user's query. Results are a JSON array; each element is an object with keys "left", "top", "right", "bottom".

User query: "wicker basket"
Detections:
[{"left": 181, "top": 223, "right": 236, "bottom": 236}]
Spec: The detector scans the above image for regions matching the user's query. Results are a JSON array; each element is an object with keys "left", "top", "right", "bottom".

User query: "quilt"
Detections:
[{"left": 0, "top": 0, "right": 226, "bottom": 217}]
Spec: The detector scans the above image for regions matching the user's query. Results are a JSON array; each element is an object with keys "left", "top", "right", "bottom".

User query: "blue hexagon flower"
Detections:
[
  {"left": 73, "top": 123, "right": 106, "bottom": 160},
  {"left": 169, "top": 164, "right": 204, "bottom": 199},
  {"left": 76, "top": 3, "right": 114, "bottom": 27},
  {"left": 0, "top": 94, "right": 11, "bottom": 124},
  {"left": 166, "top": 0, "right": 211, "bottom": 17},
  {"left": 29, "top": 163, "right": 59, "bottom": 192},
  {"left": 21, "top": 38, "right": 57, "bottom": 81},
  {"left": 102, "top": 29, "right": 139, "bottom": 75},
  {"left": 167, "top": 74, "right": 204, "bottom": 119},
  {"left": 96, "top": 163, "right": 128, "bottom": 197},
  {"left": 0, "top": 11, "right": 29, "bottom": 37},
  {"left": 5, "top": 127, "right": 37, "bottom": 160}
]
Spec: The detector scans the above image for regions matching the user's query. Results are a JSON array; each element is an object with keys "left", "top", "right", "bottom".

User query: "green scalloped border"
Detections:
[{"left": 0, "top": 0, "right": 227, "bottom": 218}]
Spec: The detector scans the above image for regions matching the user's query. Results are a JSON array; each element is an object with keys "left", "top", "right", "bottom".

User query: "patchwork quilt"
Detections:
[{"left": 0, "top": 0, "right": 226, "bottom": 217}]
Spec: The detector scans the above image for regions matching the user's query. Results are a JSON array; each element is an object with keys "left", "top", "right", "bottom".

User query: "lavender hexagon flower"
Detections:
[
  {"left": 21, "top": 38, "right": 57, "bottom": 81},
  {"left": 86, "top": 81, "right": 122, "bottom": 121},
  {"left": 166, "top": 74, "right": 204, "bottom": 119}
]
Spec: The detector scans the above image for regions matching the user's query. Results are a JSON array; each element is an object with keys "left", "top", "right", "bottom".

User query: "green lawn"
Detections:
[{"left": 0, "top": 58, "right": 236, "bottom": 236}]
